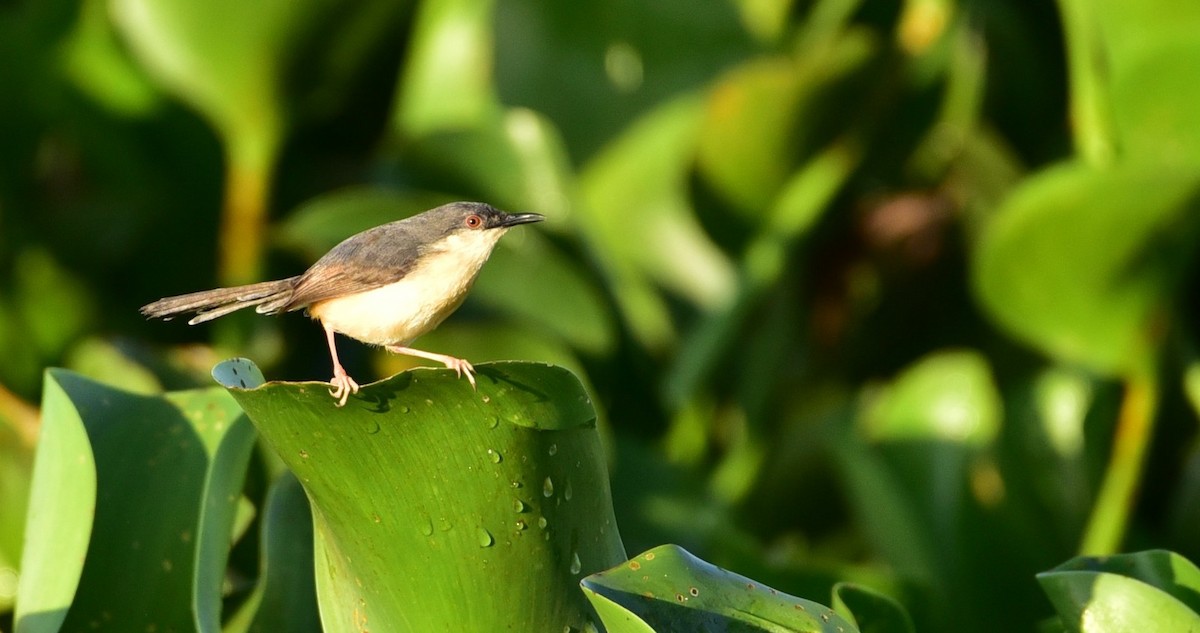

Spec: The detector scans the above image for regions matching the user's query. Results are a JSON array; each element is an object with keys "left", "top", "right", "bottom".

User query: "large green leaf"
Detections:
[
  {"left": 1038, "top": 550, "right": 1200, "bottom": 632},
  {"left": 695, "top": 35, "right": 873, "bottom": 218},
  {"left": 15, "top": 370, "right": 255, "bottom": 633},
  {"left": 109, "top": 0, "right": 329, "bottom": 150},
  {"left": 973, "top": 161, "right": 1200, "bottom": 375},
  {"left": 224, "top": 471, "right": 320, "bottom": 633},
  {"left": 832, "top": 583, "right": 915, "bottom": 633},
  {"left": 578, "top": 94, "right": 736, "bottom": 349},
  {"left": 214, "top": 359, "right": 625, "bottom": 632},
  {"left": 582, "top": 544, "right": 857, "bottom": 632}
]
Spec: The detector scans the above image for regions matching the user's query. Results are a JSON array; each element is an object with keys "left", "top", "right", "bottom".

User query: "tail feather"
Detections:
[{"left": 140, "top": 278, "right": 300, "bottom": 324}]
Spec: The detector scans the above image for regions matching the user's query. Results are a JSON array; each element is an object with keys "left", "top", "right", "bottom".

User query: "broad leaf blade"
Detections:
[
  {"left": 15, "top": 370, "right": 254, "bottom": 633},
  {"left": 832, "top": 583, "right": 915, "bottom": 633},
  {"left": 216, "top": 359, "right": 625, "bottom": 632},
  {"left": 583, "top": 544, "right": 856, "bottom": 632},
  {"left": 973, "top": 161, "right": 1200, "bottom": 375}
]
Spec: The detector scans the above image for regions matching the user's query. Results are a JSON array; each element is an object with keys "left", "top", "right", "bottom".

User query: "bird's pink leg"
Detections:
[
  {"left": 325, "top": 324, "right": 359, "bottom": 407},
  {"left": 385, "top": 345, "right": 476, "bottom": 389}
]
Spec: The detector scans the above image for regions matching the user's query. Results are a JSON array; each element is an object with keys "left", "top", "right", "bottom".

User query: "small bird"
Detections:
[{"left": 141, "top": 201, "right": 544, "bottom": 406}]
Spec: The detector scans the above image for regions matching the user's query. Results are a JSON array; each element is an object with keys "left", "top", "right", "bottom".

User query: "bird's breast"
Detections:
[{"left": 308, "top": 231, "right": 504, "bottom": 346}]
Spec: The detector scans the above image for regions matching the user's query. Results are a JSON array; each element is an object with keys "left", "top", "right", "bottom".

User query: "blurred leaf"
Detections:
[
  {"left": 1049, "top": 550, "right": 1200, "bottom": 613},
  {"left": 579, "top": 94, "right": 735, "bottom": 349},
  {"left": 734, "top": 0, "right": 797, "bottom": 44},
  {"left": 1037, "top": 550, "right": 1200, "bottom": 632},
  {"left": 14, "top": 248, "right": 94, "bottom": 363},
  {"left": 1110, "top": 42, "right": 1200, "bottom": 167},
  {"left": 973, "top": 161, "right": 1200, "bottom": 376},
  {"left": 832, "top": 582, "right": 916, "bottom": 633},
  {"left": 64, "top": 337, "right": 162, "bottom": 395},
  {"left": 393, "top": 0, "right": 499, "bottom": 135},
  {"left": 583, "top": 544, "right": 857, "bottom": 632},
  {"left": 863, "top": 349, "right": 1001, "bottom": 445},
  {"left": 400, "top": 108, "right": 577, "bottom": 220},
  {"left": 110, "top": 0, "right": 322, "bottom": 149},
  {"left": 275, "top": 187, "right": 453, "bottom": 258},
  {"left": 109, "top": 0, "right": 346, "bottom": 286},
  {"left": 15, "top": 370, "right": 254, "bottom": 633},
  {"left": 696, "top": 34, "right": 873, "bottom": 218},
  {"left": 215, "top": 359, "right": 625, "bottom": 632},
  {"left": 493, "top": 0, "right": 753, "bottom": 160},
  {"left": 0, "top": 408, "right": 35, "bottom": 613},
  {"left": 59, "top": 0, "right": 161, "bottom": 117},
  {"left": 665, "top": 140, "right": 860, "bottom": 406},
  {"left": 476, "top": 230, "right": 615, "bottom": 355}
]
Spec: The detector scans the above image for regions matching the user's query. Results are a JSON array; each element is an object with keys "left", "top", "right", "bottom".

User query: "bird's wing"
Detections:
[{"left": 283, "top": 225, "right": 423, "bottom": 310}]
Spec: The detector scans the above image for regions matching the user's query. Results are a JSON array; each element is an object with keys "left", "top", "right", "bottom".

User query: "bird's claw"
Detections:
[
  {"left": 446, "top": 357, "right": 477, "bottom": 391},
  {"left": 328, "top": 372, "right": 360, "bottom": 407}
]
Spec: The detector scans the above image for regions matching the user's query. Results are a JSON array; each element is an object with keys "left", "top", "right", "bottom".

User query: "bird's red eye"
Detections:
[{"left": 465, "top": 214, "right": 483, "bottom": 228}]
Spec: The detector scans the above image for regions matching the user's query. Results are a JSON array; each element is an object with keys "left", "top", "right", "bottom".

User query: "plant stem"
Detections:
[
  {"left": 218, "top": 132, "right": 277, "bottom": 288},
  {"left": 1079, "top": 369, "right": 1157, "bottom": 555},
  {"left": 1056, "top": 0, "right": 1116, "bottom": 166}
]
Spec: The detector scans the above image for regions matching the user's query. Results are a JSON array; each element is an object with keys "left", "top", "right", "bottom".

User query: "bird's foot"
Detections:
[
  {"left": 385, "top": 346, "right": 477, "bottom": 390},
  {"left": 445, "top": 357, "right": 477, "bottom": 390},
  {"left": 328, "top": 370, "right": 360, "bottom": 407}
]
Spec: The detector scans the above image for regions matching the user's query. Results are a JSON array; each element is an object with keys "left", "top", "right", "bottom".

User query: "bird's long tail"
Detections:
[{"left": 140, "top": 277, "right": 301, "bottom": 325}]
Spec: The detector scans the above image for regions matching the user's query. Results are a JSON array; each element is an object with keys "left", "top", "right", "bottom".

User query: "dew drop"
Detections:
[
  {"left": 548, "top": 443, "right": 558, "bottom": 456},
  {"left": 543, "top": 476, "right": 555, "bottom": 498},
  {"left": 513, "top": 498, "right": 527, "bottom": 513},
  {"left": 564, "top": 480, "right": 573, "bottom": 501},
  {"left": 419, "top": 516, "right": 434, "bottom": 536},
  {"left": 537, "top": 516, "right": 549, "bottom": 529},
  {"left": 486, "top": 415, "right": 499, "bottom": 429},
  {"left": 487, "top": 449, "right": 502, "bottom": 463},
  {"left": 511, "top": 480, "right": 524, "bottom": 489},
  {"left": 516, "top": 519, "right": 528, "bottom": 531},
  {"left": 482, "top": 395, "right": 491, "bottom": 404},
  {"left": 298, "top": 450, "right": 309, "bottom": 459},
  {"left": 569, "top": 552, "right": 582, "bottom": 575},
  {"left": 477, "top": 527, "right": 494, "bottom": 547},
  {"left": 437, "top": 516, "right": 453, "bottom": 532},
  {"left": 399, "top": 405, "right": 410, "bottom": 414}
]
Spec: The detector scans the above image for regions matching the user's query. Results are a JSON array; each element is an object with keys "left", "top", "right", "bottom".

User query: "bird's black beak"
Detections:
[{"left": 497, "top": 212, "right": 545, "bottom": 228}]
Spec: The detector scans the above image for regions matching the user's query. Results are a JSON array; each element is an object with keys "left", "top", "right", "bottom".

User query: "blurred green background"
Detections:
[{"left": 3, "top": 0, "right": 1200, "bottom": 630}]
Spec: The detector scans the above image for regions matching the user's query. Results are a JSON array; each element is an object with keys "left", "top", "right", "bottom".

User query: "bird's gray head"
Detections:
[
  {"left": 416, "top": 202, "right": 544, "bottom": 240},
  {"left": 404, "top": 202, "right": 544, "bottom": 268}
]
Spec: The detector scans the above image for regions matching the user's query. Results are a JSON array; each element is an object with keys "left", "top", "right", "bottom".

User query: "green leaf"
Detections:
[
  {"left": 224, "top": 472, "right": 320, "bottom": 633},
  {"left": 973, "top": 161, "right": 1200, "bottom": 376},
  {"left": 695, "top": 36, "right": 873, "bottom": 218},
  {"left": 214, "top": 359, "right": 626, "bottom": 632},
  {"left": 863, "top": 349, "right": 1001, "bottom": 445},
  {"left": 1038, "top": 550, "right": 1200, "bottom": 632},
  {"left": 832, "top": 583, "right": 915, "bottom": 633},
  {"left": 1110, "top": 41, "right": 1200, "bottom": 167},
  {"left": 583, "top": 545, "right": 856, "bottom": 633},
  {"left": 109, "top": 0, "right": 324, "bottom": 152},
  {"left": 15, "top": 370, "right": 255, "bottom": 633},
  {"left": 398, "top": 108, "right": 577, "bottom": 219},
  {"left": 275, "top": 187, "right": 455, "bottom": 259},
  {"left": 58, "top": 0, "right": 161, "bottom": 117},
  {"left": 579, "top": 94, "right": 736, "bottom": 349},
  {"left": 392, "top": 0, "right": 500, "bottom": 135}
]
